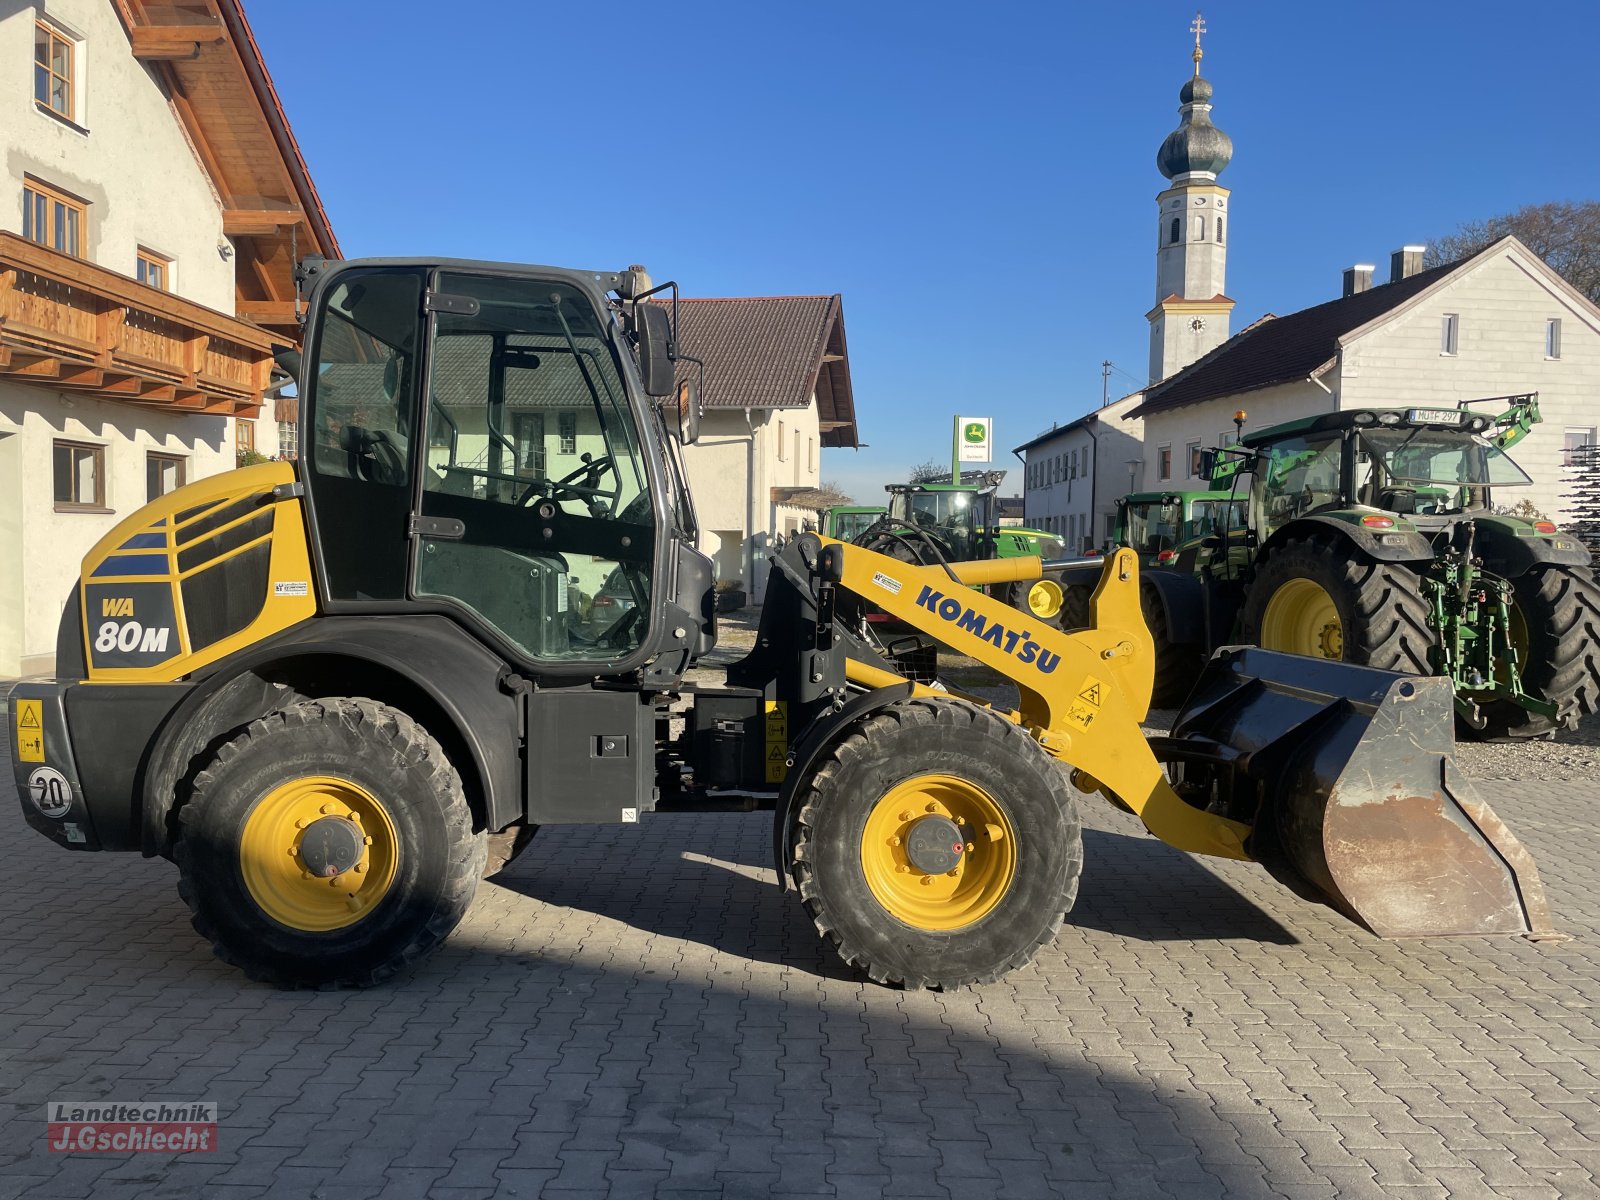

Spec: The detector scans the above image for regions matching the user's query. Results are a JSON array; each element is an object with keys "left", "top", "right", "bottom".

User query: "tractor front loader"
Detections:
[{"left": 8, "top": 256, "right": 1556, "bottom": 991}]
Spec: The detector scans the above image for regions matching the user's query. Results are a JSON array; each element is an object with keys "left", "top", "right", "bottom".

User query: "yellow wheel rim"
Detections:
[
  {"left": 860, "top": 774, "right": 1016, "bottom": 931},
  {"left": 1027, "top": 579, "right": 1064, "bottom": 619},
  {"left": 239, "top": 776, "right": 399, "bottom": 932},
  {"left": 1260, "top": 578, "right": 1343, "bottom": 660}
]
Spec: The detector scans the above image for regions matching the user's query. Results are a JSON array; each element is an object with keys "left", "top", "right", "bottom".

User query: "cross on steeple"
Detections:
[{"left": 1191, "top": 11, "right": 1206, "bottom": 74}]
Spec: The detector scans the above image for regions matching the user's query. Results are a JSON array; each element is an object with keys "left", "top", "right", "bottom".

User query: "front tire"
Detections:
[
  {"left": 1478, "top": 565, "right": 1600, "bottom": 740},
  {"left": 1241, "top": 536, "right": 1433, "bottom": 674},
  {"left": 175, "top": 698, "right": 486, "bottom": 987},
  {"left": 790, "top": 698, "right": 1082, "bottom": 989}
]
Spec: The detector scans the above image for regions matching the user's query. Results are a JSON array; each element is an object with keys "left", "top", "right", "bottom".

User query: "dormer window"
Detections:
[{"left": 34, "top": 20, "right": 75, "bottom": 121}]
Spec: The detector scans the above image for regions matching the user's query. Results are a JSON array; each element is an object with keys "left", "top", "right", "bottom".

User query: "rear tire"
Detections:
[
  {"left": 1477, "top": 565, "right": 1600, "bottom": 740},
  {"left": 1142, "top": 582, "right": 1202, "bottom": 708},
  {"left": 790, "top": 698, "right": 1082, "bottom": 989},
  {"left": 1241, "top": 536, "right": 1432, "bottom": 674},
  {"left": 175, "top": 698, "right": 485, "bottom": 987}
]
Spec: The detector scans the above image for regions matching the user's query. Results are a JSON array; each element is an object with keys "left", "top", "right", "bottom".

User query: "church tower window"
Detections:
[{"left": 1170, "top": 217, "right": 1181, "bottom": 244}]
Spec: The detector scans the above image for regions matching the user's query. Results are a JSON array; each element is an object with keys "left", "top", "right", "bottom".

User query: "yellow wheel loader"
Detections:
[{"left": 7, "top": 257, "right": 1556, "bottom": 989}]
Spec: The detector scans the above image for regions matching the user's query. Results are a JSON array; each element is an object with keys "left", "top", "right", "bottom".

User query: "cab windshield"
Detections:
[
  {"left": 1124, "top": 500, "right": 1181, "bottom": 555},
  {"left": 1357, "top": 429, "right": 1532, "bottom": 488}
]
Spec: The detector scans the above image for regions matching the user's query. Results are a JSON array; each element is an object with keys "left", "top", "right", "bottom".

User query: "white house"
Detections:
[
  {"left": 1014, "top": 392, "right": 1145, "bottom": 552},
  {"left": 0, "top": 0, "right": 337, "bottom": 674},
  {"left": 672, "top": 296, "right": 860, "bottom": 602},
  {"left": 1126, "top": 238, "right": 1600, "bottom": 521}
]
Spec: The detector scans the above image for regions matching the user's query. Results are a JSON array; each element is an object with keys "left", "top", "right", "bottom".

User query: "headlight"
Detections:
[{"left": 1039, "top": 538, "right": 1065, "bottom": 558}]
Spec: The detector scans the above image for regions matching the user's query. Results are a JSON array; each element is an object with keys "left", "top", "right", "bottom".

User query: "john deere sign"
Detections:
[{"left": 957, "top": 416, "right": 992, "bottom": 463}]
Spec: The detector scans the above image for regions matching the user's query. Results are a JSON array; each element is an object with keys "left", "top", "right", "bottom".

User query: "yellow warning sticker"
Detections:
[
  {"left": 16, "top": 699, "right": 44, "bottom": 762},
  {"left": 1066, "top": 675, "right": 1107, "bottom": 731},
  {"left": 764, "top": 700, "right": 789, "bottom": 784}
]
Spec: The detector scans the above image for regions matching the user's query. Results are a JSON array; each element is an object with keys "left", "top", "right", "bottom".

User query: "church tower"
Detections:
[{"left": 1148, "top": 14, "right": 1235, "bottom": 384}]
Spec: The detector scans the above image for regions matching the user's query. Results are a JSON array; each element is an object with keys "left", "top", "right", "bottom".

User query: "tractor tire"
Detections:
[
  {"left": 175, "top": 698, "right": 486, "bottom": 988},
  {"left": 790, "top": 697, "right": 1082, "bottom": 989},
  {"left": 1476, "top": 564, "right": 1600, "bottom": 741},
  {"left": 1142, "top": 582, "right": 1201, "bottom": 709},
  {"left": 483, "top": 824, "right": 539, "bottom": 879},
  {"left": 1061, "top": 584, "right": 1092, "bottom": 632},
  {"left": 1241, "top": 536, "right": 1432, "bottom": 675}
]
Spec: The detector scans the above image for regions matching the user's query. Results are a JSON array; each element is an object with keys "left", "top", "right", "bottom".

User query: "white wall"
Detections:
[
  {"left": 1138, "top": 378, "right": 1329, "bottom": 492},
  {"left": 679, "top": 401, "right": 822, "bottom": 601},
  {"left": 1022, "top": 395, "right": 1147, "bottom": 550},
  {"left": 0, "top": 381, "right": 230, "bottom": 674},
  {"left": 2, "top": 1, "right": 234, "bottom": 312}
]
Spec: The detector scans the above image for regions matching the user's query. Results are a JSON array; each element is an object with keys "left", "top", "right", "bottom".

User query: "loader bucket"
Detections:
[{"left": 1156, "top": 647, "right": 1555, "bottom": 939}]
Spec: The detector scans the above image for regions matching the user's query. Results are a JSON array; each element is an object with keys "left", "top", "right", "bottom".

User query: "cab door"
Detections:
[{"left": 409, "top": 270, "right": 662, "bottom": 673}]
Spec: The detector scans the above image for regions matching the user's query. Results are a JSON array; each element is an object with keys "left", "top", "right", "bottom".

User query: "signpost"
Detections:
[{"left": 953, "top": 416, "right": 992, "bottom": 480}]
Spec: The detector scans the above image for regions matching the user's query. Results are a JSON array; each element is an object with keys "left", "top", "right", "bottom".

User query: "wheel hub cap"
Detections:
[
  {"left": 904, "top": 815, "right": 965, "bottom": 875},
  {"left": 297, "top": 816, "right": 365, "bottom": 878}
]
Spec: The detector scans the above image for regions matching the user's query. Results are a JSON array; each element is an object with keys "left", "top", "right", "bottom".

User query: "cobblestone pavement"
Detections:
[{"left": 3, "top": 734, "right": 1599, "bottom": 1199}]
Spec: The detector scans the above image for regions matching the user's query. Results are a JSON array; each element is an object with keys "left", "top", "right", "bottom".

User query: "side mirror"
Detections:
[
  {"left": 671, "top": 378, "right": 701, "bottom": 445},
  {"left": 1197, "top": 449, "right": 1217, "bottom": 477},
  {"left": 634, "top": 304, "right": 675, "bottom": 397}
]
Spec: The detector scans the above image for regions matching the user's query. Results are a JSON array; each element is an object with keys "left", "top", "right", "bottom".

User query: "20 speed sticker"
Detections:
[{"left": 27, "top": 766, "right": 73, "bottom": 819}]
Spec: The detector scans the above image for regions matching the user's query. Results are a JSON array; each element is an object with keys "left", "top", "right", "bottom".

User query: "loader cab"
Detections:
[{"left": 297, "top": 259, "right": 711, "bottom": 678}]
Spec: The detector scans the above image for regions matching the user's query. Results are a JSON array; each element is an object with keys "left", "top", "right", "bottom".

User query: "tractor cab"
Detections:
[
  {"left": 884, "top": 484, "right": 993, "bottom": 561},
  {"left": 297, "top": 259, "right": 714, "bottom": 678}
]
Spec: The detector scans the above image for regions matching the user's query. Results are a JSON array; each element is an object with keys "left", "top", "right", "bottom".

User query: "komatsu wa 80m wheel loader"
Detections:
[{"left": 8, "top": 257, "right": 1557, "bottom": 989}]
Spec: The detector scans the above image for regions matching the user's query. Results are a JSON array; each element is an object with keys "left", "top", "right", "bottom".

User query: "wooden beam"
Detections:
[
  {"left": 130, "top": 24, "right": 225, "bottom": 61},
  {"left": 235, "top": 300, "right": 301, "bottom": 326},
  {"left": 223, "top": 209, "right": 304, "bottom": 236}
]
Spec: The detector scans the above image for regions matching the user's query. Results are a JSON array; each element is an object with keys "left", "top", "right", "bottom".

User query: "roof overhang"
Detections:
[{"left": 114, "top": 1, "right": 340, "bottom": 341}]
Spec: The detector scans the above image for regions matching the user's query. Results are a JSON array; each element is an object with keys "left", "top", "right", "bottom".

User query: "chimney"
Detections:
[
  {"left": 1390, "top": 245, "right": 1426, "bottom": 283},
  {"left": 1343, "top": 264, "right": 1375, "bottom": 297}
]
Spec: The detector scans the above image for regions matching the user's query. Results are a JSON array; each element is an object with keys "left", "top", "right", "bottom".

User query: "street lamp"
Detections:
[{"left": 1125, "top": 458, "right": 1142, "bottom": 493}]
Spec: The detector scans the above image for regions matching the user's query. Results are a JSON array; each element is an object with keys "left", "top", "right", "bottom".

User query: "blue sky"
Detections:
[{"left": 253, "top": 1, "right": 1598, "bottom": 503}]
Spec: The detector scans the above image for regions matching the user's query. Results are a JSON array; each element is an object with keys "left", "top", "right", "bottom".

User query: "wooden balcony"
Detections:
[{"left": 0, "top": 232, "right": 277, "bottom": 417}]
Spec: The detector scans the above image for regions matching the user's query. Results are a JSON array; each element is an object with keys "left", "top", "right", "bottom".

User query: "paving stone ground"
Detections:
[{"left": 2, "top": 729, "right": 1598, "bottom": 1198}]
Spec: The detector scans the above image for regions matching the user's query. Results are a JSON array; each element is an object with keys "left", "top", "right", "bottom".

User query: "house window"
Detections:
[
  {"left": 1563, "top": 428, "right": 1596, "bottom": 467},
  {"left": 807, "top": 437, "right": 815, "bottom": 474},
  {"left": 512, "top": 412, "right": 544, "bottom": 475},
  {"left": 34, "top": 21, "right": 74, "bottom": 121},
  {"left": 1169, "top": 217, "right": 1180, "bottom": 244},
  {"left": 777, "top": 418, "right": 786, "bottom": 461},
  {"left": 53, "top": 440, "right": 105, "bottom": 510},
  {"left": 1187, "top": 440, "right": 1203, "bottom": 477},
  {"left": 1546, "top": 318, "right": 1562, "bottom": 360},
  {"left": 236, "top": 419, "right": 256, "bottom": 455},
  {"left": 1157, "top": 445, "right": 1172, "bottom": 482},
  {"left": 22, "top": 177, "right": 86, "bottom": 257},
  {"left": 146, "top": 452, "right": 186, "bottom": 501},
  {"left": 557, "top": 411, "right": 576, "bottom": 454},
  {"left": 1070, "top": 450, "right": 1078, "bottom": 479},
  {"left": 277, "top": 420, "right": 298, "bottom": 460},
  {"left": 1441, "top": 313, "right": 1459, "bottom": 356},
  {"left": 136, "top": 249, "right": 171, "bottom": 291}
]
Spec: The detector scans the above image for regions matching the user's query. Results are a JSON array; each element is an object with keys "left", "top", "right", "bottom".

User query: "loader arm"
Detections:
[{"left": 817, "top": 540, "right": 1252, "bottom": 860}]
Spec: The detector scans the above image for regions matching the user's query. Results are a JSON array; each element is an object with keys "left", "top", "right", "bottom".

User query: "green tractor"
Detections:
[
  {"left": 819, "top": 505, "right": 887, "bottom": 542},
  {"left": 857, "top": 482, "right": 1072, "bottom": 625},
  {"left": 1116, "top": 489, "right": 1251, "bottom": 568},
  {"left": 1063, "top": 395, "right": 1600, "bottom": 737}
]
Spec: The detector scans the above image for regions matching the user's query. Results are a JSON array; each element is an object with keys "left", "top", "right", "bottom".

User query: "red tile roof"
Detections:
[{"left": 669, "top": 296, "right": 860, "bottom": 448}]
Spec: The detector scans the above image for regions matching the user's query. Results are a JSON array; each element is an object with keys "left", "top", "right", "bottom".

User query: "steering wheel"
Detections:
[{"left": 518, "top": 454, "right": 617, "bottom": 513}]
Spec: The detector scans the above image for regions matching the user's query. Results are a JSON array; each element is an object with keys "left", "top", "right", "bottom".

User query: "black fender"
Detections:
[
  {"left": 1471, "top": 517, "right": 1592, "bottom": 577},
  {"left": 769, "top": 675, "right": 919, "bottom": 890},
  {"left": 1263, "top": 515, "right": 1432, "bottom": 564},
  {"left": 140, "top": 615, "right": 523, "bottom": 856},
  {"left": 1140, "top": 569, "right": 1207, "bottom": 648}
]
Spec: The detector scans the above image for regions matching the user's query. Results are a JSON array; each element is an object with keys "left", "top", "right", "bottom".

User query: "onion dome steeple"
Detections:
[{"left": 1157, "top": 13, "right": 1233, "bottom": 181}]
